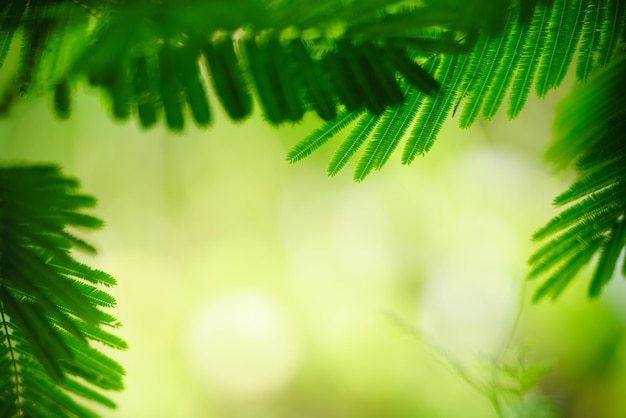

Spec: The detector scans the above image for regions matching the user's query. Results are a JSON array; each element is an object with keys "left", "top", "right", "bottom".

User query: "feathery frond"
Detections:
[
  {"left": 2, "top": 0, "right": 557, "bottom": 132},
  {"left": 0, "top": 2, "right": 28, "bottom": 71},
  {"left": 507, "top": 4, "right": 550, "bottom": 118},
  {"left": 328, "top": 112, "right": 381, "bottom": 177},
  {"left": 529, "top": 53, "right": 626, "bottom": 300},
  {"left": 355, "top": 59, "right": 439, "bottom": 180},
  {"left": 288, "top": 0, "right": 626, "bottom": 179},
  {"left": 402, "top": 54, "right": 465, "bottom": 163},
  {"left": 287, "top": 109, "right": 360, "bottom": 163},
  {"left": 0, "top": 165, "right": 127, "bottom": 417}
]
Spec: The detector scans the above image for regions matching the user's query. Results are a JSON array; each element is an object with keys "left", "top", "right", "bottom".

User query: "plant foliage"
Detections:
[
  {"left": 528, "top": 53, "right": 626, "bottom": 300},
  {"left": 1, "top": 0, "right": 483, "bottom": 128},
  {"left": 288, "top": 0, "right": 626, "bottom": 179},
  {"left": 2, "top": 1, "right": 626, "bottom": 414},
  {"left": 0, "top": 165, "right": 126, "bottom": 417}
]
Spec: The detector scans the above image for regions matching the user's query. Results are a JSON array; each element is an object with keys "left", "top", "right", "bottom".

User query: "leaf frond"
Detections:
[
  {"left": 328, "top": 112, "right": 381, "bottom": 177},
  {"left": 0, "top": 165, "right": 126, "bottom": 417},
  {"left": 402, "top": 54, "right": 467, "bottom": 163},
  {"left": 534, "top": 0, "right": 586, "bottom": 97},
  {"left": 286, "top": 109, "right": 360, "bottom": 163},
  {"left": 286, "top": 0, "right": 625, "bottom": 176},
  {"left": 529, "top": 54, "right": 626, "bottom": 300}
]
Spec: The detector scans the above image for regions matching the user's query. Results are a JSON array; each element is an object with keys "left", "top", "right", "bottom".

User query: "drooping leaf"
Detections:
[
  {"left": 328, "top": 112, "right": 380, "bottom": 176},
  {"left": 287, "top": 109, "right": 361, "bottom": 163},
  {"left": 202, "top": 33, "right": 253, "bottom": 122},
  {"left": 507, "top": 3, "right": 551, "bottom": 118},
  {"left": 403, "top": 54, "right": 468, "bottom": 163},
  {"left": 534, "top": 0, "right": 586, "bottom": 97}
]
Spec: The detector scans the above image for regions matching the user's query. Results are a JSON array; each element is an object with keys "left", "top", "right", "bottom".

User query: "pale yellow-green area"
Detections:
[{"left": 1, "top": 84, "right": 625, "bottom": 418}]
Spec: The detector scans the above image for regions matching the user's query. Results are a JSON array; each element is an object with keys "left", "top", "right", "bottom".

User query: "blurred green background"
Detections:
[{"left": 1, "top": 82, "right": 625, "bottom": 417}]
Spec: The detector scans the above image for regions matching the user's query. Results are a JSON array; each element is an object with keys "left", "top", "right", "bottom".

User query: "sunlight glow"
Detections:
[
  {"left": 185, "top": 291, "right": 299, "bottom": 399},
  {"left": 418, "top": 216, "right": 520, "bottom": 358}
]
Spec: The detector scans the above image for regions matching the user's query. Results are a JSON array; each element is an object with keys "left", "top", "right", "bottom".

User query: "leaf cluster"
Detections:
[
  {"left": 0, "top": 165, "right": 126, "bottom": 417},
  {"left": 1, "top": 2, "right": 626, "bottom": 415},
  {"left": 529, "top": 54, "right": 626, "bottom": 300},
  {"left": 2, "top": 0, "right": 538, "bottom": 130},
  {"left": 288, "top": 0, "right": 626, "bottom": 180}
]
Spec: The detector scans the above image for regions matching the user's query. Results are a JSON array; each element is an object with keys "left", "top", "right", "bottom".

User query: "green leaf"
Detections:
[
  {"left": 457, "top": 35, "right": 494, "bottom": 128},
  {"left": 529, "top": 205, "right": 618, "bottom": 277},
  {"left": 242, "top": 35, "right": 304, "bottom": 124},
  {"left": 328, "top": 112, "right": 381, "bottom": 176},
  {"left": 596, "top": 0, "right": 626, "bottom": 68},
  {"left": 576, "top": 0, "right": 605, "bottom": 81},
  {"left": 0, "top": 165, "right": 126, "bottom": 417},
  {"left": 534, "top": 0, "right": 586, "bottom": 97},
  {"left": 481, "top": 11, "right": 529, "bottom": 120},
  {"left": 359, "top": 43, "right": 405, "bottom": 110},
  {"left": 353, "top": 108, "right": 404, "bottom": 181},
  {"left": 323, "top": 48, "right": 368, "bottom": 113},
  {"left": 549, "top": 55, "right": 626, "bottom": 168},
  {"left": 384, "top": 47, "right": 440, "bottom": 96},
  {"left": 202, "top": 34, "right": 253, "bottom": 122},
  {"left": 0, "top": 289, "right": 70, "bottom": 382},
  {"left": 533, "top": 183, "right": 623, "bottom": 241},
  {"left": 554, "top": 157, "right": 626, "bottom": 205},
  {"left": 0, "top": 1, "right": 27, "bottom": 70},
  {"left": 530, "top": 53, "right": 626, "bottom": 300},
  {"left": 532, "top": 240, "right": 601, "bottom": 301},
  {"left": 508, "top": 3, "right": 550, "bottom": 118},
  {"left": 53, "top": 80, "right": 71, "bottom": 119},
  {"left": 589, "top": 218, "right": 626, "bottom": 297},
  {"left": 177, "top": 43, "right": 211, "bottom": 127},
  {"left": 131, "top": 54, "right": 160, "bottom": 129},
  {"left": 403, "top": 54, "right": 467, "bottom": 163},
  {"left": 285, "top": 38, "right": 337, "bottom": 121},
  {"left": 64, "top": 378, "right": 117, "bottom": 409},
  {"left": 287, "top": 109, "right": 361, "bottom": 163},
  {"left": 157, "top": 42, "right": 186, "bottom": 131}
]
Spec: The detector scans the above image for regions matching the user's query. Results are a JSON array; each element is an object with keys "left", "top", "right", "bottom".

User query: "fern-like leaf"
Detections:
[
  {"left": 534, "top": 0, "right": 586, "bottom": 97},
  {"left": 157, "top": 42, "right": 186, "bottom": 131},
  {"left": 0, "top": 3, "right": 27, "bottom": 70},
  {"left": 176, "top": 42, "right": 212, "bottom": 127},
  {"left": 327, "top": 112, "right": 380, "bottom": 176},
  {"left": 596, "top": 0, "right": 626, "bottom": 68},
  {"left": 457, "top": 33, "right": 504, "bottom": 128},
  {"left": 1, "top": 0, "right": 488, "bottom": 129},
  {"left": 202, "top": 33, "right": 253, "bottom": 122},
  {"left": 589, "top": 218, "right": 626, "bottom": 297},
  {"left": 481, "top": 10, "right": 529, "bottom": 119},
  {"left": 402, "top": 54, "right": 468, "bottom": 163},
  {"left": 242, "top": 35, "right": 303, "bottom": 124},
  {"left": 354, "top": 105, "right": 408, "bottom": 181},
  {"left": 130, "top": 54, "right": 160, "bottom": 129},
  {"left": 529, "top": 53, "right": 626, "bottom": 300},
  {"left": 548, "top": 53, "right": 626, "bottom": 169},
  {"left": 0, "top": 165, "right": 127, "bottom": 417},
  {"left": 576, "top": 0, "right": 605, "bottom": 82},
  {"left": 293, "top": 0, "right": 626, "bottom": 178},
  {"left": 287, "top": 109, "right": 360, "bottom": 163},
  {"left": 507, "top": 3, "right": 550, "bottom": 118},
  {"left": 285, "top": 38, "right": 337, "bottom": 121}
]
